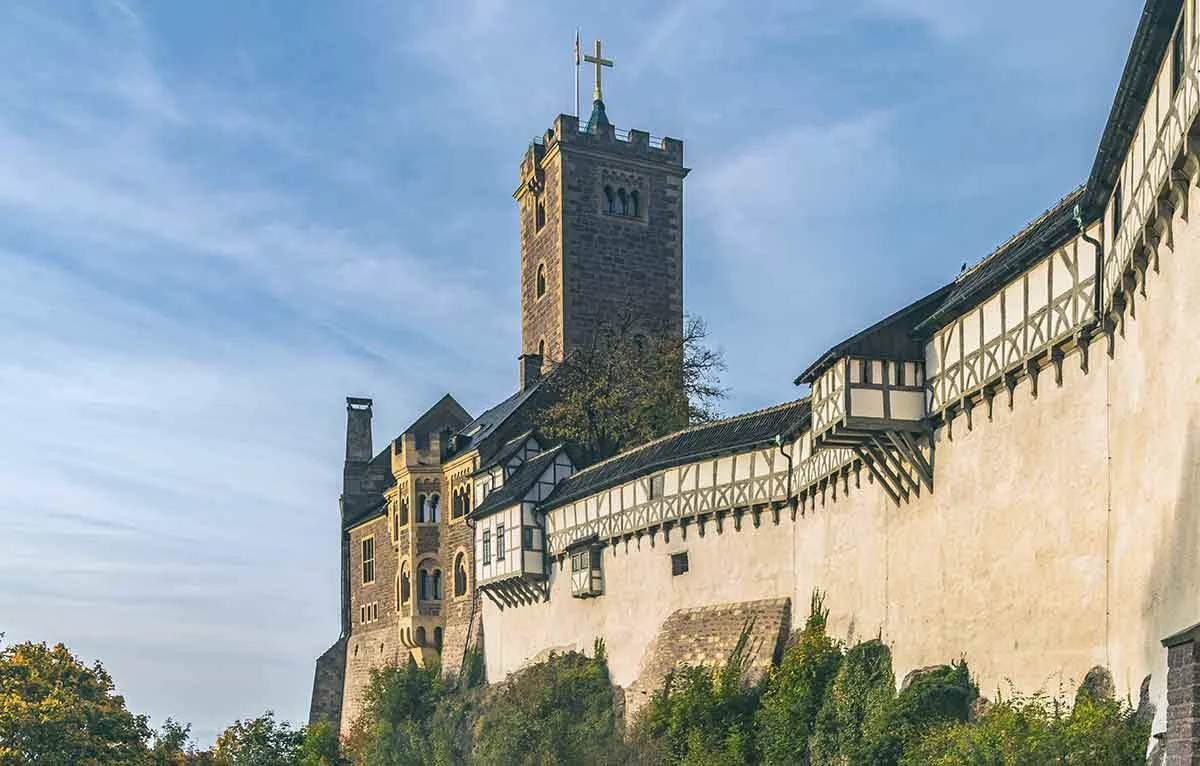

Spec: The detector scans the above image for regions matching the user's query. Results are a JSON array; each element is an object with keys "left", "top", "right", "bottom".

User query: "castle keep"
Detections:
[{"left": 313, "top": 4, "right": 1200, "bottom": 758}]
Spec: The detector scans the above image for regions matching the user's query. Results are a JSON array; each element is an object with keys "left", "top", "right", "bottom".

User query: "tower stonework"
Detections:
[{"left": 516, "top": 112, "right": 688, "bottom": 367}]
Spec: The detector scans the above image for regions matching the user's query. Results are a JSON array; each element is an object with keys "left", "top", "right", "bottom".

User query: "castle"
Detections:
[{"left": 312, "top": 3, "right": 1200, "bottom": 759}]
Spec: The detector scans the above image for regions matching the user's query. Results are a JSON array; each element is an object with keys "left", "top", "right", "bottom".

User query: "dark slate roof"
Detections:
[
  {"left": 472, "top": 445, "right": 566, "bottom": 518},
  {"left": 475, "top": 429, "right": 540, "bottom": 475},
  {"left": 911, "top": 187, "right": 1084, "bottom": 337},
  {"left": 342, "top": 447, "right": 394, "bottom": 529},
  {"left": 541, "top": 399, "right": 811, "bottom": 511},
  {"left": 794, "top": 284, "right": 954, "bottom": 385},
  {"left": 1081, "top": 0, "right": 1183, "bottom": 218},
  {"left": 404, "top": 393, "right": 471, "bottom": 439},
  {"left": 452, "top": 383, "right": 543, "bottom": 454}
]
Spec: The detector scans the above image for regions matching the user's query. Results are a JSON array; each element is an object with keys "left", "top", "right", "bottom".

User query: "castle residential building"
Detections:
[{"left": 312, "top": 5, "right": 1200, "bottom": 758}]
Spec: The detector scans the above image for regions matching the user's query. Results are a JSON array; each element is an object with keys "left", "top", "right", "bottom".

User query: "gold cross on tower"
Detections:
[{"left": 583, "top": 39, "right": 613, "bottom": 104}]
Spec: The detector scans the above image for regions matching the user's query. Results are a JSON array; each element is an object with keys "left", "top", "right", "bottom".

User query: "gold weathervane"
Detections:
[{"left": 583, "top": 39, "right": 613, "bottom": 103}]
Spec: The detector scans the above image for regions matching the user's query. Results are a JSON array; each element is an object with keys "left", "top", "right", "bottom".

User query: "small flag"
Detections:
[{"left": 574, "top": 30, "right": 580, "bottom": 65}]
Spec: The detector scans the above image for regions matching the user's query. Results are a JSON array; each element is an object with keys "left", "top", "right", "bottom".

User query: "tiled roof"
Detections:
[
  {"left": 472, "top": 445, "right": 566, "bottom": 518},
  {"left": 1081, "top": 0, "right": 1183, "bottom": 217},
  {"left": 541, "top": 399, "right": 810, "bottom": 511},
  {"left": 912, "top": 187, "right": 1084, "bottom": 336},
  {"left": 452, "top": 381, "right": 545, "bottom": 458},
  {"left": 794, "top": 284, "right": 953, "bottom": 385},
  {"left": 475, "top": 429, "right": 539, "bottom": 475}
]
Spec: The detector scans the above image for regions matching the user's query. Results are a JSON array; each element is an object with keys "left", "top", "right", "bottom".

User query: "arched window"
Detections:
[
  {"left": 399, "top": 497, "right": 409, "bottom": 526},
  {"left": 452, "top": 492, "right": 462, "bottom": 519},
  {"left": 604, "top": 185, "right": 616, "bottom": 214},
  {"left": 454, "top": 552, "right": 468, "bottom": 596},
  {"left": 630, "top": 190, "right": 640, "bottom": 217},
  {"left": 416, "top": 493, "right": 427, "bottom": 524},
  {"left": 432, "top": 569, "right": 443, "bottom": 600},
  {"left": 415, "top": 626, "right": 427, "bottom": 647},
  {"left": 400, "top": 563, "right": 411, "bottom": 604},
  {"left": 536, "top": 264, "right": 546, "bottom": 298},
  {"left": 538, "top": 339, "right": 545, "bottom": 358},
  {"left": 434, "top": 627, "right": 443, "bottom": 649},
  {"left": 463, "top": 491, "right": 471, "bottom": 516},
  {"left": 618, "top": 188, "right": 628, "bottom": 215},
  {"left": 429, "top": 494, "right": 440, "bottom": 523},
  {"left": 535, "top": 201, "right": 546, "bottom": 230},
  {"left": 418, "top": 568, "right": 429, "bottom": 600}
]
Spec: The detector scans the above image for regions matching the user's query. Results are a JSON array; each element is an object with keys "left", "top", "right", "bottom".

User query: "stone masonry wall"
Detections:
[
  {"left": 1167, "top": 639, "right": 1200, "bottom": 765},
  {"left": 341, "top": 515, "right": 401, "bottom": 735},
  {"left": 308, "top": 638, "right": 346, "bottom": 727},
  {"left": 558, "top": 133, "right": 684, "bottom": 354},
  {"left": 519, "top": 142, "right": 564, "bottom": 362},
  {"left": 439, "top": 515, "right": 480, "bottom": 677},
  {"left": 625, "top": 598, "right": 791, "bottom": 721}
]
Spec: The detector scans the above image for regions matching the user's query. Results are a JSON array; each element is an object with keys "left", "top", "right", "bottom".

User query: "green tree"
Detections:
[
  {"left": 212, "top": 711, "right": 301, "bottom": 766},
  {"left": 296, "top": 721, "right": 344, "bottom": 766},
  {"left": 0, "top": 639, "right": 151, "bottom": 765},
  {"left": 151, "top": 718, "right": 197, "bottom": 765},
  {"left": 342, "top": 658, "right": 444, "bottom": 766},
  {"left": 542, "top": 312, "right": 725, "bottom": 464},
  {"left": 864, "top": 661, "right": 976, "bottom": 765},
  {"left": 756, "top": 592, "right": 843, "bottom": 765},
  {"left": 810, "top": 639, "right": 895, "bottom": 766}
]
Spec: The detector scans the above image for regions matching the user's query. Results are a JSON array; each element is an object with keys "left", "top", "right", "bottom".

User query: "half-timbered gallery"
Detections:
[{"left": 312, "top": 1, "right": 1200, "bottom": 758}]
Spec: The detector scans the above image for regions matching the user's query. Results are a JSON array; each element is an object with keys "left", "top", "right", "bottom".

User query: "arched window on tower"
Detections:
[
  {"left": 454, "top": 552, "right": 467, "bottom": 596},
  {"left": 535, "top": 200, "right": 546, "bottom": 230},
  {"left": 429, "top": 494, "right": 440, "bottom": 523},
  {"left": 604, "top": 185, "right": 616, "bottom": 214},
  {"left": 536, "top": 264, "right": 546, "bottom": 298},
  {"left": 432, "top": 569, "right": 443, "bottom": 600},
  {"left": 538, "top": 339, "right": 546, "bottom": 358},
  {"left": 418, "top": 568, "right": 429, "bottom": 600},
  {"left": 630, "top": 190, "right": 640, "bottom": 217},
  {"left": 618, "top": 188, "right": 628, "bottom": 215},
  {"left": 416, "top": 493, "right": 427, "bottom": 524},
  {"left": 400, "top": 562, "right": 411, "bottom": 604},
  {"left": 399, "top": 497, "right": 409, "bottom": 526},
  {"left": 415, "top": 626, "right": 427, "bottom": 647}
]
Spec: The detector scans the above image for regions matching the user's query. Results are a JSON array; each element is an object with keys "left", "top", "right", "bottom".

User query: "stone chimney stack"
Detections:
[
  {"left": 343, "top": 397, "right": 374, "bottom": 501},
  {"left": 519, "top": 353, "right": 543, "bottom": 391}
]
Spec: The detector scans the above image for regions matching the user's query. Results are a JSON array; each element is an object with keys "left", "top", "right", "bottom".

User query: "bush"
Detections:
[
  {"left": 633, "top": 626, "right": 762, "bottom": 765},
  {"left": 865, "top": 661, "right": 977, "bottom": 765},
  {"left": 474, "top": 640, "right": 622, "bottom": 765},
  {"left": 756, "top": 592, "right": 843, "bottom": 765},
  {"left": 903, "top": 686, "right": 1149, "bottom": 765},
  {"left": 810, "top": 638, "right": 895, "bottom": 766}
]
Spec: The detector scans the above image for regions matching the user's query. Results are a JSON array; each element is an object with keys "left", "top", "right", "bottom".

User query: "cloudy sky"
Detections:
[{"left": 0, "top": 0, "right": 1142, "bottom": 746}]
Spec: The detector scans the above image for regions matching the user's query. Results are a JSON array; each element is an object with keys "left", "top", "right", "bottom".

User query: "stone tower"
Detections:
[{"left": 514, "top": 95, "right": 689, "bottom": 371}]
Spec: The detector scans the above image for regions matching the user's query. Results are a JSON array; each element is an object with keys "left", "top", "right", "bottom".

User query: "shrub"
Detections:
[
  {"left": 633, "top": 625, "right": 762, "bottom": 765},
  {"left": 903, "top": 685, "right": 1149, "bottom": 765},
  {"left": 756, "top": 592, "right": 843, "bottom": 765},
  {"left": 864, "top": 661, "right": 977, "bottom": 765},
  {"left": 474, "top": 641, "right": 622, "bottom": 765},
  {"left": 810, "top": 638, "right": 895, "bottom": 766}
]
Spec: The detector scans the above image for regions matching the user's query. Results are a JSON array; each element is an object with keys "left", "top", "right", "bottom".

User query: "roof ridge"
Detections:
[
  {"left": 566, "top": 397, "right": 810, "bottom": 482},
  {"left": 958, "top": 185, "right": 1084, "bottom": 283}
]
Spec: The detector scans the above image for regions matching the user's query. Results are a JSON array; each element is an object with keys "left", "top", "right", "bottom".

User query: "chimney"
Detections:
[
  {"left": 345, "top": 397, "right": 374, "bottom": 462},
  {"left": 519, "top": 353, "right": 543, "bottom": 391}
]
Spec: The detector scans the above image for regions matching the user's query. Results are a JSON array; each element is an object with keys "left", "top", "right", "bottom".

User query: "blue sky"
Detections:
[{"left": 0, "top": 0, "right": 1140, "bottom": 747}]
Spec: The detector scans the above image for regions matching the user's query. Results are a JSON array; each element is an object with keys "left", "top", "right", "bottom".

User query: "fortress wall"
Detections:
[
  {"left": 1106, "top": 178, "right": 1200, "bottom": 731},
  {"left": 482, "top": 512, "right": 795, "bottom": 692},
  {"left": 793, "top": 355, "right": 1111, "bottom": 701}
]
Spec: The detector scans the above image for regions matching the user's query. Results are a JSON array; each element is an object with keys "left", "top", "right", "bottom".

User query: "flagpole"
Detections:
[{"left": 574, "top": 28, "right": 581, "bottom": 118}]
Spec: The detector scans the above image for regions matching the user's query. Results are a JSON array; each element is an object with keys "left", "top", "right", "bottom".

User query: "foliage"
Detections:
[
  {"left": 342, "top": 659, "right": 445, "bottom": 766},
  {"left": 633, "top": 624, "right": 762, "bottom": 765},
  {"left": 0, "top": 639, "right": 151, "bottom": 765},
  {"left": 809, "top": 638, "right": 895, "bottom": 766},
  {"left": 212, "top": 710, "right": 302, "bottom": 766},
  {"left": 756, "top": 592, "right": 843, "bottom": 765},
  {"left": 296, "top": 721, "right": 346, "bottom": 766},
  {"left": 902, "top": 688, "right": 1149, "bottom": 765},
  {"left": 541, "top": 312, "right": 726, "bottom": 464},
  {"left": 865, "top": 660, "right": 977, "bottom": 765},
  {"left": 150, "top": 718, "right": 211, "bottom": 765},
  {"left": 474, "top": 642, "right": 623, "bottom": 765}
]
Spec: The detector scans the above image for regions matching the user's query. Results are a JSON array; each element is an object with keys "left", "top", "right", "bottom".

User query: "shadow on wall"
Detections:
[{"left": 1141, "top": 413, "right": 1200, "bottom": 653}]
